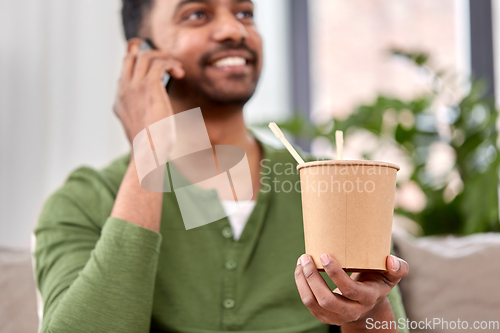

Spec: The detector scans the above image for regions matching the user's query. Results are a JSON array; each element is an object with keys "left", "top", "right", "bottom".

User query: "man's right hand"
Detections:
[
  {"left": 113, "top": 38, "right": 185, "bottom": 146},
  {"left": 110, "top": 38, "right": 184, "bottom": 233}
]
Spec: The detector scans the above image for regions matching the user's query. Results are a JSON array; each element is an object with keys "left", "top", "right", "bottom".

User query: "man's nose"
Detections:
[{"left": 211, "top": 10, "right": 249, "bottom": 44}]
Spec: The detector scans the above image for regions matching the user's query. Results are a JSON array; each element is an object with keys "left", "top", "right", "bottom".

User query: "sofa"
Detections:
[{"left": 0, "top": 246, "right": 39, "bottom": 333}]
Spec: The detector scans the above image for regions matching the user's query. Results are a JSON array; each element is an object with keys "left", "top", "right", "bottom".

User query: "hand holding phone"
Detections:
[
  {"left": 139, "top": 39, "right": 171, "bottom": 87},
  {"left": 113, "top": 38, "right": 185, "bottom": 145}
]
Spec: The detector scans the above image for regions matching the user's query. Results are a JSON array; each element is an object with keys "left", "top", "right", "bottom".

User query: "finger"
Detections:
[
  {"left": 132, "top": 50, "right": 172, "bottom": 83},
  {"left": 127, "top": 38, "right": 143, "bottom": 53},
  {"left": 121, "top": 39, "right": 143, "bottom": 83},
  {"left": 122, "top": 51, "right": 138, "bottom": 83},
  {"left": 320, "top": 253, "right": 372, "bottom": 303},
  {"left": 300, "top": 254, "right": 360, "bottom": 317},
  {"left": 295, "top": 259, "right": 362, "bottom": 324},
  {"left": 147, "top": 59, "right": 185, "bottom": 83},
  {"left": 294, "top": 259, "right": 327, "bottom": 317},
  {"left": 381, "top": 255, "right": 409, "bottom": 288}
]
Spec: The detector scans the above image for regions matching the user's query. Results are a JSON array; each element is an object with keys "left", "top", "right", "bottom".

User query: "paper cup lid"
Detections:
[{"left": 297, "top": 160, "right": 400, "bottom": 171}]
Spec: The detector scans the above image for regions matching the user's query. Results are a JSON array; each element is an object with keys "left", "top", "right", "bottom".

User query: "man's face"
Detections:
[{"left": 148, "top": 0, "right": 263, "bottom": 105}]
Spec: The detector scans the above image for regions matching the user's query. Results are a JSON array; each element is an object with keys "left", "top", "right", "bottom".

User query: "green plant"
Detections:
[{"left": 272, "top": 50, "right": 500, "bottom": 236}]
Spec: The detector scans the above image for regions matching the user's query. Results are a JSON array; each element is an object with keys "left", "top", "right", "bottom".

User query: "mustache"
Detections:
[{"left": 199, "top": 42, "right": 258, "bottom": 66}]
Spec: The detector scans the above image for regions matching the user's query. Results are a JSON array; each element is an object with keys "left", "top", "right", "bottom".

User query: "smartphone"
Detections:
[{"left": 139, "top": 39, "right": 171, "bottom": 87}]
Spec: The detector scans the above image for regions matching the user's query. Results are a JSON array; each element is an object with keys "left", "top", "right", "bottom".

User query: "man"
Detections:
[{"left": 34, "top": 0, "right": 409, "bottom": 332}]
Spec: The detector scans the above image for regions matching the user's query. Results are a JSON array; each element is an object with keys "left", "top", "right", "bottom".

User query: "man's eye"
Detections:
[
  {"left": 187, "top": 11, "right": 206, "bottom": 21},
  {"left": 236, "top": 11, "right": 253, "bottom": 20}
]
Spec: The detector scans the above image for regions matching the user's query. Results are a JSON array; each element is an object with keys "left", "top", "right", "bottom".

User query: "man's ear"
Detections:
[{"left": 127, "top": 38, "right": 144, "bottom": 53}]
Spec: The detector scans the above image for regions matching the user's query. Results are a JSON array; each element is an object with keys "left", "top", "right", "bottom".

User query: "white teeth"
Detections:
[{"left": 213, "top": 57, "right": 246, "bottom": 68}]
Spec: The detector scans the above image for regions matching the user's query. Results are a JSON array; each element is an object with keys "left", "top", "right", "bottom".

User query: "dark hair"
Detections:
[{"left": 121, "top": 0, "right": 153, "bottom": 40}]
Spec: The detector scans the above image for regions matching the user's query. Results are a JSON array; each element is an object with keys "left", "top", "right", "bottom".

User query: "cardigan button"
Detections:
[
  {"left": 223, "top": 298, "right": 235, "bottom": 309},
  {"left": 225, "top": 260, "right": 237, "bottom": 270},
  {"left": 221, "top": 226, "right": 233, "bottom": 239}
]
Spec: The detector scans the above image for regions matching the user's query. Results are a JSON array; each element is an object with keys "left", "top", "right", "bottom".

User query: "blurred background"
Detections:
[
  {"left": 2, "top": 1, "right": 500, "bottom": 332},
  {"left": 1, "top": 0, "right": 499, "bottom": 247}
]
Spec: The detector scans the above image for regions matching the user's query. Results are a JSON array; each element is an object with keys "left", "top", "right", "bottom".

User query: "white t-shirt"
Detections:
[{"left": 220, "top": 200, "right": 257, "bottom": 241}]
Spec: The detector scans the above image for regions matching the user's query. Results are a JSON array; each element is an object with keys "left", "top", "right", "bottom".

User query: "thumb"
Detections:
[{"left": 385, "top": 255, "right": 409, "bottom": 282}]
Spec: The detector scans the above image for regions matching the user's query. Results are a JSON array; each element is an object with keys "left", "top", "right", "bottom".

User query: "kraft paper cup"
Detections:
[{"left": 297, "top": 160, "right": 400, "bottom": 272}]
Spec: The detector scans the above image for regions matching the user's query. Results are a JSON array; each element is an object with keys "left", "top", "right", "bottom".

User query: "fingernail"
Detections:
[
  {"left": 320, "top": 253, "right": 330, "bottom": 266},
  {"left": 300, "top": 254, "right": 310, "bottom": 266},
  {"left": 391, "top": 255, "right": 401, "bottom": 272},
  {"left": 297, "top": 257, "right": 301, "bottom": 266}
]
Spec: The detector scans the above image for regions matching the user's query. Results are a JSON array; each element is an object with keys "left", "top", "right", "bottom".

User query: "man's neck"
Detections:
[
  {"left": 169, "top": 95, "right": 253, "bottom": 149},
  {"left": 169, "top": 96, "right": 263, "bottom": 199}
]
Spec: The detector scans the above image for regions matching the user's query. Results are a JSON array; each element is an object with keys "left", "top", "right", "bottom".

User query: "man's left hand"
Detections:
[{"left": 294, "top": 253, "right": 409, "bottom": 330}]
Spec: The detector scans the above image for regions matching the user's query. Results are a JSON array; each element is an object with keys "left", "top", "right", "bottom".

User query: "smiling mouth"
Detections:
[
  {"left": 212, "top": 56, "right": 248, "bottom": 68},
  {"left": 206, "top": 55, "right": 255, "bottom": 72}
]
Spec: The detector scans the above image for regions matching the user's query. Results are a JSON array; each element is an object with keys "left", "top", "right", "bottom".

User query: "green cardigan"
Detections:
[{"left": 34, "top": 140, "right": 408, "bottom": 333}]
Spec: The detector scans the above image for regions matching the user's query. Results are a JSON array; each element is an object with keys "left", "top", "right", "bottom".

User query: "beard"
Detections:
[
  {"left": 168, "top": 68, "right": 260, "bottom": 108},
  {"left": 195, "top": 41, "right": 261, "bottom": 106},
  {"left": 198, "top": 72, "right": 259, "bottom": 105},
  {"left": 167, "top": 41, "right": 262, "bottom": 109}
]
